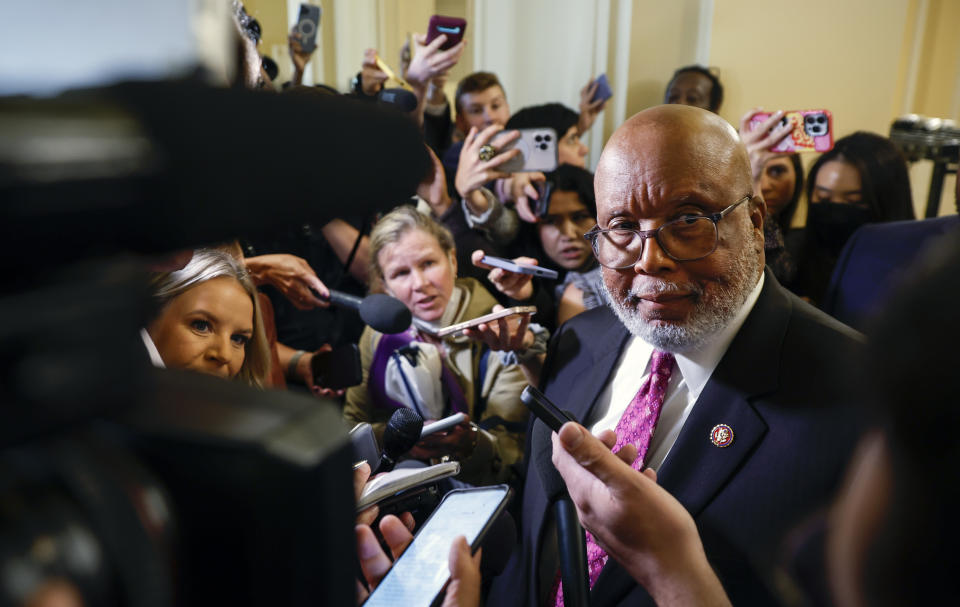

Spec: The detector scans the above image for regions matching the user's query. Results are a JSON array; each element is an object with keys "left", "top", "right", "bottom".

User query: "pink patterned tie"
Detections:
[{"left": 551, "top": 350, "right": 675, "bottom": 606}]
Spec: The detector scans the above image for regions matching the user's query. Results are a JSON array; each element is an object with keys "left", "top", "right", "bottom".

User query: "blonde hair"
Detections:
[
  {"left": 369, "top": 205, "right": 456, "bottom": 283},
  {"left": 149, "top": 248, "right": 271, "bottom": 388}
]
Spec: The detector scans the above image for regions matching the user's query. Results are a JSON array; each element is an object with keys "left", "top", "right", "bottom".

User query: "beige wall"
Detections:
[{"left": 239, "top": 0, "right": 958, "bottom": 215}]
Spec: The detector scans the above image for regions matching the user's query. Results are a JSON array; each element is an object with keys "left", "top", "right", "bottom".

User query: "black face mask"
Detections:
[{"left": 808, "top": 202, "right": 875, "bottom": 255}]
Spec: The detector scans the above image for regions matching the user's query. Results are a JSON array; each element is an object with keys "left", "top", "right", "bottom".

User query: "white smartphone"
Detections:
[
  {"left": 435, "top": 306, "right": 537, "bottom": 338},
  {"left": 490, "top": 128, "right": 558, "bottom": 172},
  {"left": 363, "top": 485, "right": 512, "bottom": 607},
  {"left": 480, "top": 255, "right": 559, "bottom": 280},
  {"left": 421, "top": 413, "right": 469, "bottom": 437}
]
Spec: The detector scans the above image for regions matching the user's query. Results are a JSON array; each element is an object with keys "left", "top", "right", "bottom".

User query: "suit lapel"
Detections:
[
  {"left": 591, "top": 272, "right": 792, "bottom": 606},
  {"left": 548, "top": 307, "right": 631, "bottom": 423},
  {"left": 659, "top": 271, "right": 788, "bottom": 513}
]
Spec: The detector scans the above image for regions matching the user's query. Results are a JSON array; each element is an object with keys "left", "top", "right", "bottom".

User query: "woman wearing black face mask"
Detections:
[{"left": 794, "top": 132, "right": 915, "bottom": 304}]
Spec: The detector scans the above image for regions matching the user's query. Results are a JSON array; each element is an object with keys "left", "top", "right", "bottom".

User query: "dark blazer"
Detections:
[
  {"left": 488, "top": 271, "right": 864, "bottom": 606},
  {"left": 822, "top": 216, "right": 959, "bottom": 330}
]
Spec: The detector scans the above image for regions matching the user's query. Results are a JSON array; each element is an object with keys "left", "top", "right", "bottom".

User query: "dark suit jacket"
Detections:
[
  {"left": 488, "top": 271, "right": 864, "bottom": 606},
  {"left": 822, "top": 216, "right": 959, "bottom": 330}
]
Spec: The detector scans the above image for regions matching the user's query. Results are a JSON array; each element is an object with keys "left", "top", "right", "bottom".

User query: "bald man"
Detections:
[{"left": 488, "top": 105, "right": 864, "bottom": 606}]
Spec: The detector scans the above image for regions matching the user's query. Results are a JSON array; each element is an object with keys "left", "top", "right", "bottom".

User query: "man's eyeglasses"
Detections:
[{"left": 583, "top": 195, "right": 752, "bottom": 269}]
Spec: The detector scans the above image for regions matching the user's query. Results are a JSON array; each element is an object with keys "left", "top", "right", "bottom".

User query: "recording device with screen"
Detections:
[
  {"left": 749, "top": 109, "right": 834, "bottom": 153},
  {"left": 490, "top": 128, "right": 558, "bottom": 173},
  {"left": 363, "top": 485, "right": 512, "bottom": 607},
  {"left": 590, "top": 73, "right": 613, "bottom": 104},
  {"left": 435, "top": 306, "right": 537, "bottom": 338},
  {"left": 310, "top": 343, "right": 363, "bottom": 390},
  {"left": 426, "top": 16, "right": 467, "bottom": 50},
  {"left": 480, "top": 255, "right": 559, "bottom": 280},
  {"left": 534, "top": 179, "right": 554, "bottom": 218},
  {"left": 294, "top": 4, "right": 321, "bottom": 53},
  {"left": 421, "top": 412, "right": 468, "bottom": 437},
  {"left": 521, "top": 385, "right": 576, "bottom": 433}
]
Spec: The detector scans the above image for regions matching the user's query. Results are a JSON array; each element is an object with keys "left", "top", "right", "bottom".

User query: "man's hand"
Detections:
[
  {"left": 288, "top": 30, "right": 316, "bottom": 83},
  {"left": 578, "top": 78, "right": 608, "bottom": 135},
  {"left": 470, "top": 250, "right": 535, "bottom": 301},
  {"left": 552, "top": 422, "right": 732, "bottom": 606},
  {"left": 406, "top": 33, "right": 466, "bottom": 90},
  {"left": 456, "top": 125, "right": 521, "bottom": 214},
  {"left": 418, "top": 145, "right": 453, "bottom": 217},
  {"left": 244, "top": 254, "right": 329, "bottom": 310},
  {"left": 355, "top": 515, "right": 481, "bottom": 607},
  {"left": 497, "top": 172, "right": 547, "bottom": 223},
  {"left": 360, "top": 48, "right": 389, "bottom": 96},
  {"left": 739, "top": 108, "right": 792, "bottom": 187}
]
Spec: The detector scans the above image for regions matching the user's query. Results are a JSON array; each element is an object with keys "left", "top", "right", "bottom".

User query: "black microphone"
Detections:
[
  {"left": 378, "top": 88, "right": 419, "bottom": 113},
  {"left": 320, "top": 290, "right": 412, "bottom": 334},
  {"left": 533, "top": 418, "right": 590, "bottom": 607},
  {"left": 376, "top": 408, "right": 423, "bottom": 473}
]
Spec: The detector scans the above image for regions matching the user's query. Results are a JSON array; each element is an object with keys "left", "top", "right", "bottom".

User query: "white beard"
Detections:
[{"left": 601, "top": 243, "right": 761, "bottom": 353}]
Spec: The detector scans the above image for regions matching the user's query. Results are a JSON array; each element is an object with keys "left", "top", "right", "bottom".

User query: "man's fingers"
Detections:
[
  {"left": 356, "top": 524, "right": 394, "bottom": 589},
  {"left": 484, "top": 147, "right": 521, "bottom": 170},
  {"left": 597, "top": 428, "right": 618, "bottom": 449},
  {"left": 356, "top": 504, "right": 379, "bottom": 527},
  {"left": 380, "top": 514, "right": 414, "bottom": 560},
  {"left": 555, "top": 422, "right": 630, "bottom": 487}
]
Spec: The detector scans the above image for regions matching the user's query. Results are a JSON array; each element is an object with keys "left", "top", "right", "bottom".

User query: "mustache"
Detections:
[{"left": 624, "top": 279, "right": 704, "bottom": 302}]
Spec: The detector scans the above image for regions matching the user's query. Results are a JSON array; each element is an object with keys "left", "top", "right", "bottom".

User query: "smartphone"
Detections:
[
  {"left": 590, "top": 73, "right": 613, "bottom": 104},
  {"left": 748, "top": 109, "right": 834, "bottom": 153},
  {"left": 534, "top": 180, "right": 554, "bottom": 218},
  {"left": 435, "top": 306, "right": 537, "bottom": 338},
  {"left": 421, "top": 413, "right": 469, "bottom": 437},
  {"left": 294, "top": 4, "right": 321, "bottom": 53},
  {"left": 520, "top": 385, "right": 576, "bottom": 433},
  {"left": 480, "top": 255, "right": 559, "bottom": 280},
  {"left": 490, "top": 128, "right": 558, "bottom": 173},
  {"left": 310, "top": 343, "right": 362, "bottom": 390},
  {"left": 363, "top": 485, "right": 512, "bottom": 607},
  {"left": 426, "top": 15, "right": 467, "bottom": 50}
]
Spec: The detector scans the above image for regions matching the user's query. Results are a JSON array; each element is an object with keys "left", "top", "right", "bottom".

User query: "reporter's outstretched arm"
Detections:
[
  {"left": 552, "top": 422, "right": 732, "bottom": 607},
  {"left": 244, "top": 253, "right": 329, "bottom": 309}
]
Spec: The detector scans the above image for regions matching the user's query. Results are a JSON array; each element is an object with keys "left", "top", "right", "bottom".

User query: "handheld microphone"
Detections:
[
  {"left": 320, "top": 290, "right": 412, "bottom": 334},
  {"left": 533, "top": 416, "right": 590, "bottom": 607},
  {"left": 376, "top": 408, "right": 423, "bottom": 473},
  {"left": 378, "top": 88, "right": 419, "bottom": 113}
]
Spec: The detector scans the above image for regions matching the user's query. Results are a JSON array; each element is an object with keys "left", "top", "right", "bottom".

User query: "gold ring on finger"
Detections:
[{"left": 478, "top": 144, "right": 496, "bottom": 162}]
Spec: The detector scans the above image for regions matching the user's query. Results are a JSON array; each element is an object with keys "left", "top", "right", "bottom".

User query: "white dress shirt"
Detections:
[{"left": 588, "top": 273, "right": 765, "bottom": 471}]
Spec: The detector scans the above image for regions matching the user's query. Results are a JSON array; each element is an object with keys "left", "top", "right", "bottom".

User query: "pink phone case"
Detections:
[{"left": 749, "top": 110, "right": 834, "bottom": 153}]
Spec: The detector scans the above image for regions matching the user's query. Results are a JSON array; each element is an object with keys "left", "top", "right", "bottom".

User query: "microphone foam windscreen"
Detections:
[
  {"left": 359, "top": 294, "right": 412, "bottom": 334},
  {"left": 378, "top": 88, "right": 419, "bottom": 113},
  {"left": 383, "top": 408, "right": 423, "bottom": 457}
]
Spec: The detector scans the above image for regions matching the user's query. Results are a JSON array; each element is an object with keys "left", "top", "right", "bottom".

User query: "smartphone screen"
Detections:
[{"left": 364, "top": 485, "right": 511, "bottom": 607}]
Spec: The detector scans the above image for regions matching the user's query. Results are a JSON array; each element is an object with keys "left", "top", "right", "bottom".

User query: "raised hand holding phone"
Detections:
[
  {"left": 460, "top": 304, "right": 535, "bottom": 353},
  {"left": 470, "top": 249, "right": 543, "bottom": 301},
  {"left": 456, "top": 125, "right": 521, "bottom": 215}
]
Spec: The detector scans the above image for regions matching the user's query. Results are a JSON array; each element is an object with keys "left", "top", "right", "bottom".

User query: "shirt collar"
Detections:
[{"left": 673, "top": 272, "right": 765, "bottom": 400}]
